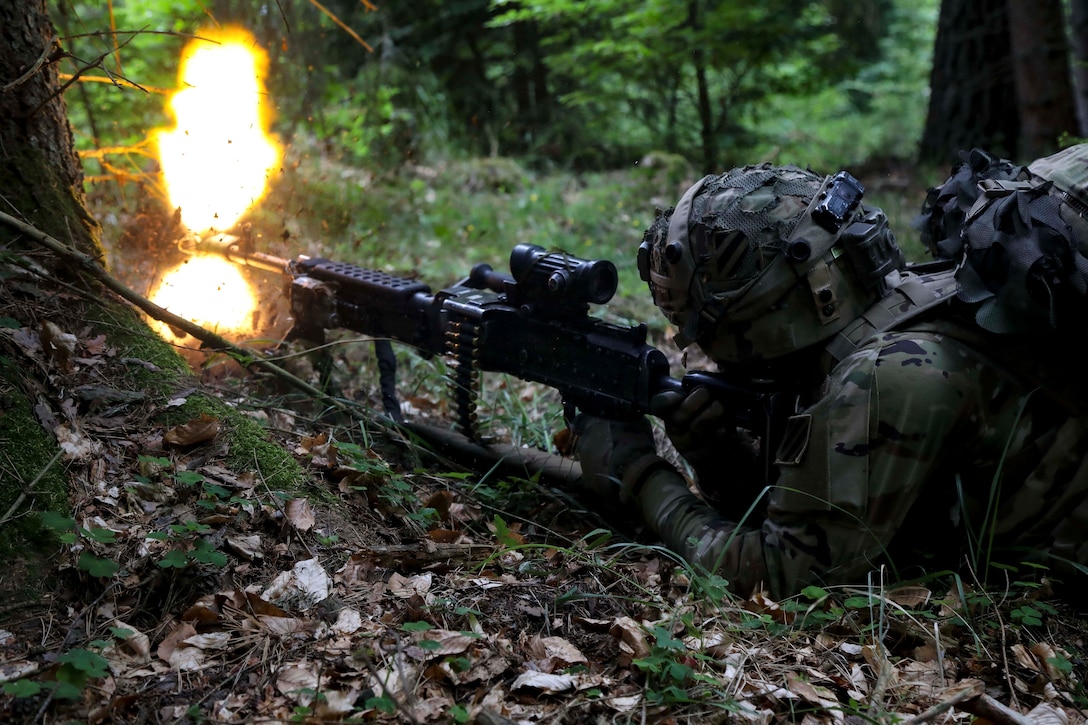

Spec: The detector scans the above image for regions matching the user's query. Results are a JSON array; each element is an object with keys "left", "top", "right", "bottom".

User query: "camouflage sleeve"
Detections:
[{"left": 636, "top": 332, "right": 983, "bottom": 599}]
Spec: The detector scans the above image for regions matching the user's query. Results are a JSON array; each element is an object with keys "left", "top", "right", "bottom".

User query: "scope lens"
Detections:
[{"left": 582, "top": 260, "right": 618, "bottom": 304}]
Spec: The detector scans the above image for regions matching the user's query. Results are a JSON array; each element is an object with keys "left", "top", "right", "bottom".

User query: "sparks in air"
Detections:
[{"left": 149, "top": 27, "right": 282, "bottom": 339}]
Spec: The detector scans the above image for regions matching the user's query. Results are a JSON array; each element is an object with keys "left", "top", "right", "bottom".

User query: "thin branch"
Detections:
[
  {"left": 0, "top": 450, "right": 64, "bottom": 525},
  {"left": 57, "top": 73, "right": 171, "bottom": 95},
  {"left": 900, "top": 680, "right": 982, "bottom": 725},
  {"left": 1, "top": 36, "right": 58, "bottom": 93},
  {"left": 0, "top": 210, "right": 358, "bottom": 422},
  {"left": 305, "top": 0, "right": 374, "bottom": 52},
  {"left": 29, "top": 32, "right": 148, "bottom": 117}
]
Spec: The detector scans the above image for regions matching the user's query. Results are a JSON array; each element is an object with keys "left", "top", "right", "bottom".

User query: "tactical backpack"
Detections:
[{"left": 916, "top": 145, "right": 1088, "bottom": 335}]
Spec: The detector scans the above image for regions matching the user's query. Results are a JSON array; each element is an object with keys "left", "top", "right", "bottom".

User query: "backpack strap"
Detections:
[{"left": 824, "top": 265, "right": 959, "bottom": 363}]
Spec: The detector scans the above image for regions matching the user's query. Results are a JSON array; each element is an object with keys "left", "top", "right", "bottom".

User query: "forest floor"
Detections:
[{"left": 1, "top": 155, "right": 1087, "bottom": 724}]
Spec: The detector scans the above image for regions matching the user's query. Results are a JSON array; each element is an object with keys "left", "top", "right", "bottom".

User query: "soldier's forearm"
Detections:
[{"left": 637, "top": 468, "right": 775, "bottom": 596}]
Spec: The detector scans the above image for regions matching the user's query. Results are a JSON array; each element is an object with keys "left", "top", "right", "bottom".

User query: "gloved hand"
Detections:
[
  {"left": 569, "top": 414, "right": 663, "bottom": 508},
  {"left": 649, "top": 385, "right": 729, "bottom": 462}
]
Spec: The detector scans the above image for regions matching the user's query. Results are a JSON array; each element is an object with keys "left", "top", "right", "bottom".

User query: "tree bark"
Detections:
[
  {"left": 689, "top": 0, "right": 717, "bottom": 173},
  {"left": 1066, "top": 0, "right": 1088, "bottom": 136},
  {"left": 0, "top": 0, "right": 99, "bottom": 257},
  {"left": 919, "top": 0, "right": 1020, "bottom": 163},
  {"left": 1006, "top": 0, "right": 1078, "bottom": 158}
]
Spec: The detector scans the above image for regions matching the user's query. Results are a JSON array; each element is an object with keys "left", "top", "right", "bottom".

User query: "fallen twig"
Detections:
[
  {"left": 0, "top": 449, "right": 63, "bottom": 525},
  {"left": 901, "top": 679, "right": 1033, "bottom": 725},
  {"left": 0, "top": 209, "right": 357, "bottom": 420}
]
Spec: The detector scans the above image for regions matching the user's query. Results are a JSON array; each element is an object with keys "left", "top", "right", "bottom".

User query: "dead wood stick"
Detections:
[
  {"left": 957, "top": 693, "right": 1034, "bottom": 725},
  {"left": 901, "top": 679, "right": 1032, "bottom": 725},
  {"left": 0, "top": 449, "right": 63, "bottom": 525},
  {"left": 900, "top": 680, "right": 983, "bottom": 725},
  {"left": 1, "top": 35, "right": 57, "bottom": 92}
]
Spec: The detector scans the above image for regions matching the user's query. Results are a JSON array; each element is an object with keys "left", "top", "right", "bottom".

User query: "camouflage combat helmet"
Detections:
[{"left": 638, "top": 164, "right": 905, "bottom": 364}]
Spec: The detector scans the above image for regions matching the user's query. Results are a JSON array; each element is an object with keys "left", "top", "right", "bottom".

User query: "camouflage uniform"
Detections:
[
  {"left": 578, "top": 160, "right": 1088, "bottom": 600},
  {"left": 634, "top": 324, "right": 1088, "bottom": 599}
]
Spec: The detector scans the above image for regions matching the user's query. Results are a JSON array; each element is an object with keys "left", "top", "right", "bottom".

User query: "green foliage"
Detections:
[
  {"left": 749, "top": 0, "right": 938, "bottom": 169},
  {"left": 4, "top": 640, "right": 114, "bottom": 703},
  {"left": 147, "top": 519, "right": 228, "bottom": 569}
]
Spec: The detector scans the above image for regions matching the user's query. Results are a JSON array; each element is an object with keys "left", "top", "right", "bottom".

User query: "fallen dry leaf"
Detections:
[
  {"left": 528, "top": 635, "right": 587, "bottom": 673},
  {"left": 262, "top": 558, "right": 331, "bottom": 609},
  {"left": 388, "top": 571, "right": 433, "bottom": 599},
  {"left": 285, "top": 498, "right": 316, "bottom": 531},
  {"left": 42, "top": 320, "right": 77, "bottom": 370},
  {"left": 226, "top": 534, "right": 263, "bottom": 560},
  {"left": 330, "top": 607, "right": 363, "bottom": 635},
  {"left": 510, "top": 671, "right": 575, "bottom": 693},
  {"left": 886, "top": 585, "right": 932, "bottom": 608},
  {"left": 156, "top": 622, "right": 197, "bottom": 665},
  {"left": 164, "top": 413, "right": 220, "bottom": 447}
]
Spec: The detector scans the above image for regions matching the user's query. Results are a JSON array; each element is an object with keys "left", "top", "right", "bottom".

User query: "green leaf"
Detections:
[
  {"left": 190, "top": 540, "right": 227, "bottom": 567},
  {"left": 801, "top": 585, "right": 827, "bottom": 600},
  {"left": 84, "top": 527, "right": 117, "bottom": 544},
  {"left": 365, "top": 694, "right": 397, "bottom": 714},
  {"left": 77, "top": 552, "right": 119, "bottom": 578},
  {"left": 40, "top": 510, "right": 76, "bottom": 532},
  {"left": 0, "top": 317, "right": 21, "bottom": 329},
  {"left": 202, "top": 482, "right": 231, "bottom": 499},
  {"left": 159, "top": 549, "right": 190, "bottom": 568},
  {"left": 1047, "top": 655, "right": 1073, "bottom": 674},
  {"left": 650, "top": 626, "right": 685, "bottom": 652},
  {"left": 175, "top": 470, "right": 205, "bottom": 486},
  {"left": 58, "top": 648, "right": 110, "bottom": 678},
  {"left": 401, "top": 621, "right": 432, "bottom": 632},
  {"left": 417, "top": 639, "right": 441, "bottom": 651},
  {"left": 3, "top": 679, "right": 42, "bottom": 697},
  {"left": 110, "top": 627, "right": 135, "bottom": 640},
  {"left": 46, "top": 679, "right": 83, "bottom": 701}
]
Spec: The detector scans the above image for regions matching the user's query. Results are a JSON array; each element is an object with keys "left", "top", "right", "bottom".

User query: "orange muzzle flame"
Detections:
[{"left": 149, "top": 27, "right": 282, "bottom": 339}]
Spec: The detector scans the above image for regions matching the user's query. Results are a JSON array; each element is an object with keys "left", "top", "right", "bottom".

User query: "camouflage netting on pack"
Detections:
[
  {"left": 919, "top": 144, "right": 1088, "bottom": 335},
  {"left": 915, "top": 148, "right": 1031, "bottom": 259},
  {"left": 960, "top": 180, "right": 1088, "bottom": 334},
  {"left": 688, "top": 165, "right": 821, "bottom": 288}
]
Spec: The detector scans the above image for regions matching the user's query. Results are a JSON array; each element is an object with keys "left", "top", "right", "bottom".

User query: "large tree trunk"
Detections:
[
  {"left": 0, "top": 0, "right": 98, "bottom": 257},
  {"left": 1067, "top": 0, "right": 1088, "bottom": 136},
  {"left": 1006, "top": 0, "right": 1078, "bottom": 158},
  {"left": 919, "top": 0, "right": 1020, "bottom": 163}
]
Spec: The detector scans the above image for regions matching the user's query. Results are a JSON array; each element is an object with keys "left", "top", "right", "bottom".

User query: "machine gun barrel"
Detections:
[{"left": 186, "top": 232, "right": 293, "bottom": 274}]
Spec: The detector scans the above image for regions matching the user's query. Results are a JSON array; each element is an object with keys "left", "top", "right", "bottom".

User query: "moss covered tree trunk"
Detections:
[
  {"left": 1, "top": 1, "right": 303, "bottom": 586},
  {"left": 0, "top": 1, "right": 100, "bottom": 559}
]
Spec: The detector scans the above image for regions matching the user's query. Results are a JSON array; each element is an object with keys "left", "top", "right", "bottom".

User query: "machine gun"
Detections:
[{"left": 188, "top": 233, "right": 794, "bottom": 464}]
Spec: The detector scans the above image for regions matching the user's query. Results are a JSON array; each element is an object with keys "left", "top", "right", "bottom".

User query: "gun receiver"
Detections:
[{"left": 187, "top": 234, "right": 788, "bottom": 450}]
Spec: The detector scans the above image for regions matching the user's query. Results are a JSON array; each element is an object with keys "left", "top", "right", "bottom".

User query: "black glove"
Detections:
[
  {"left": 570, "top": 414, "right": 664, "bottom": 508},
  {"left": 649, "top": 385, "right": 729, "bottom": 463},
  {"left": 649, "top": 386, "right": 762, "bottom": 513}
]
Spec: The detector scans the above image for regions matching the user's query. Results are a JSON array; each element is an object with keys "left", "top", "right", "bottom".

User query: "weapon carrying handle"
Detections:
[{"left": 467, "top": 263, "right": 513, "bottom": 293}]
